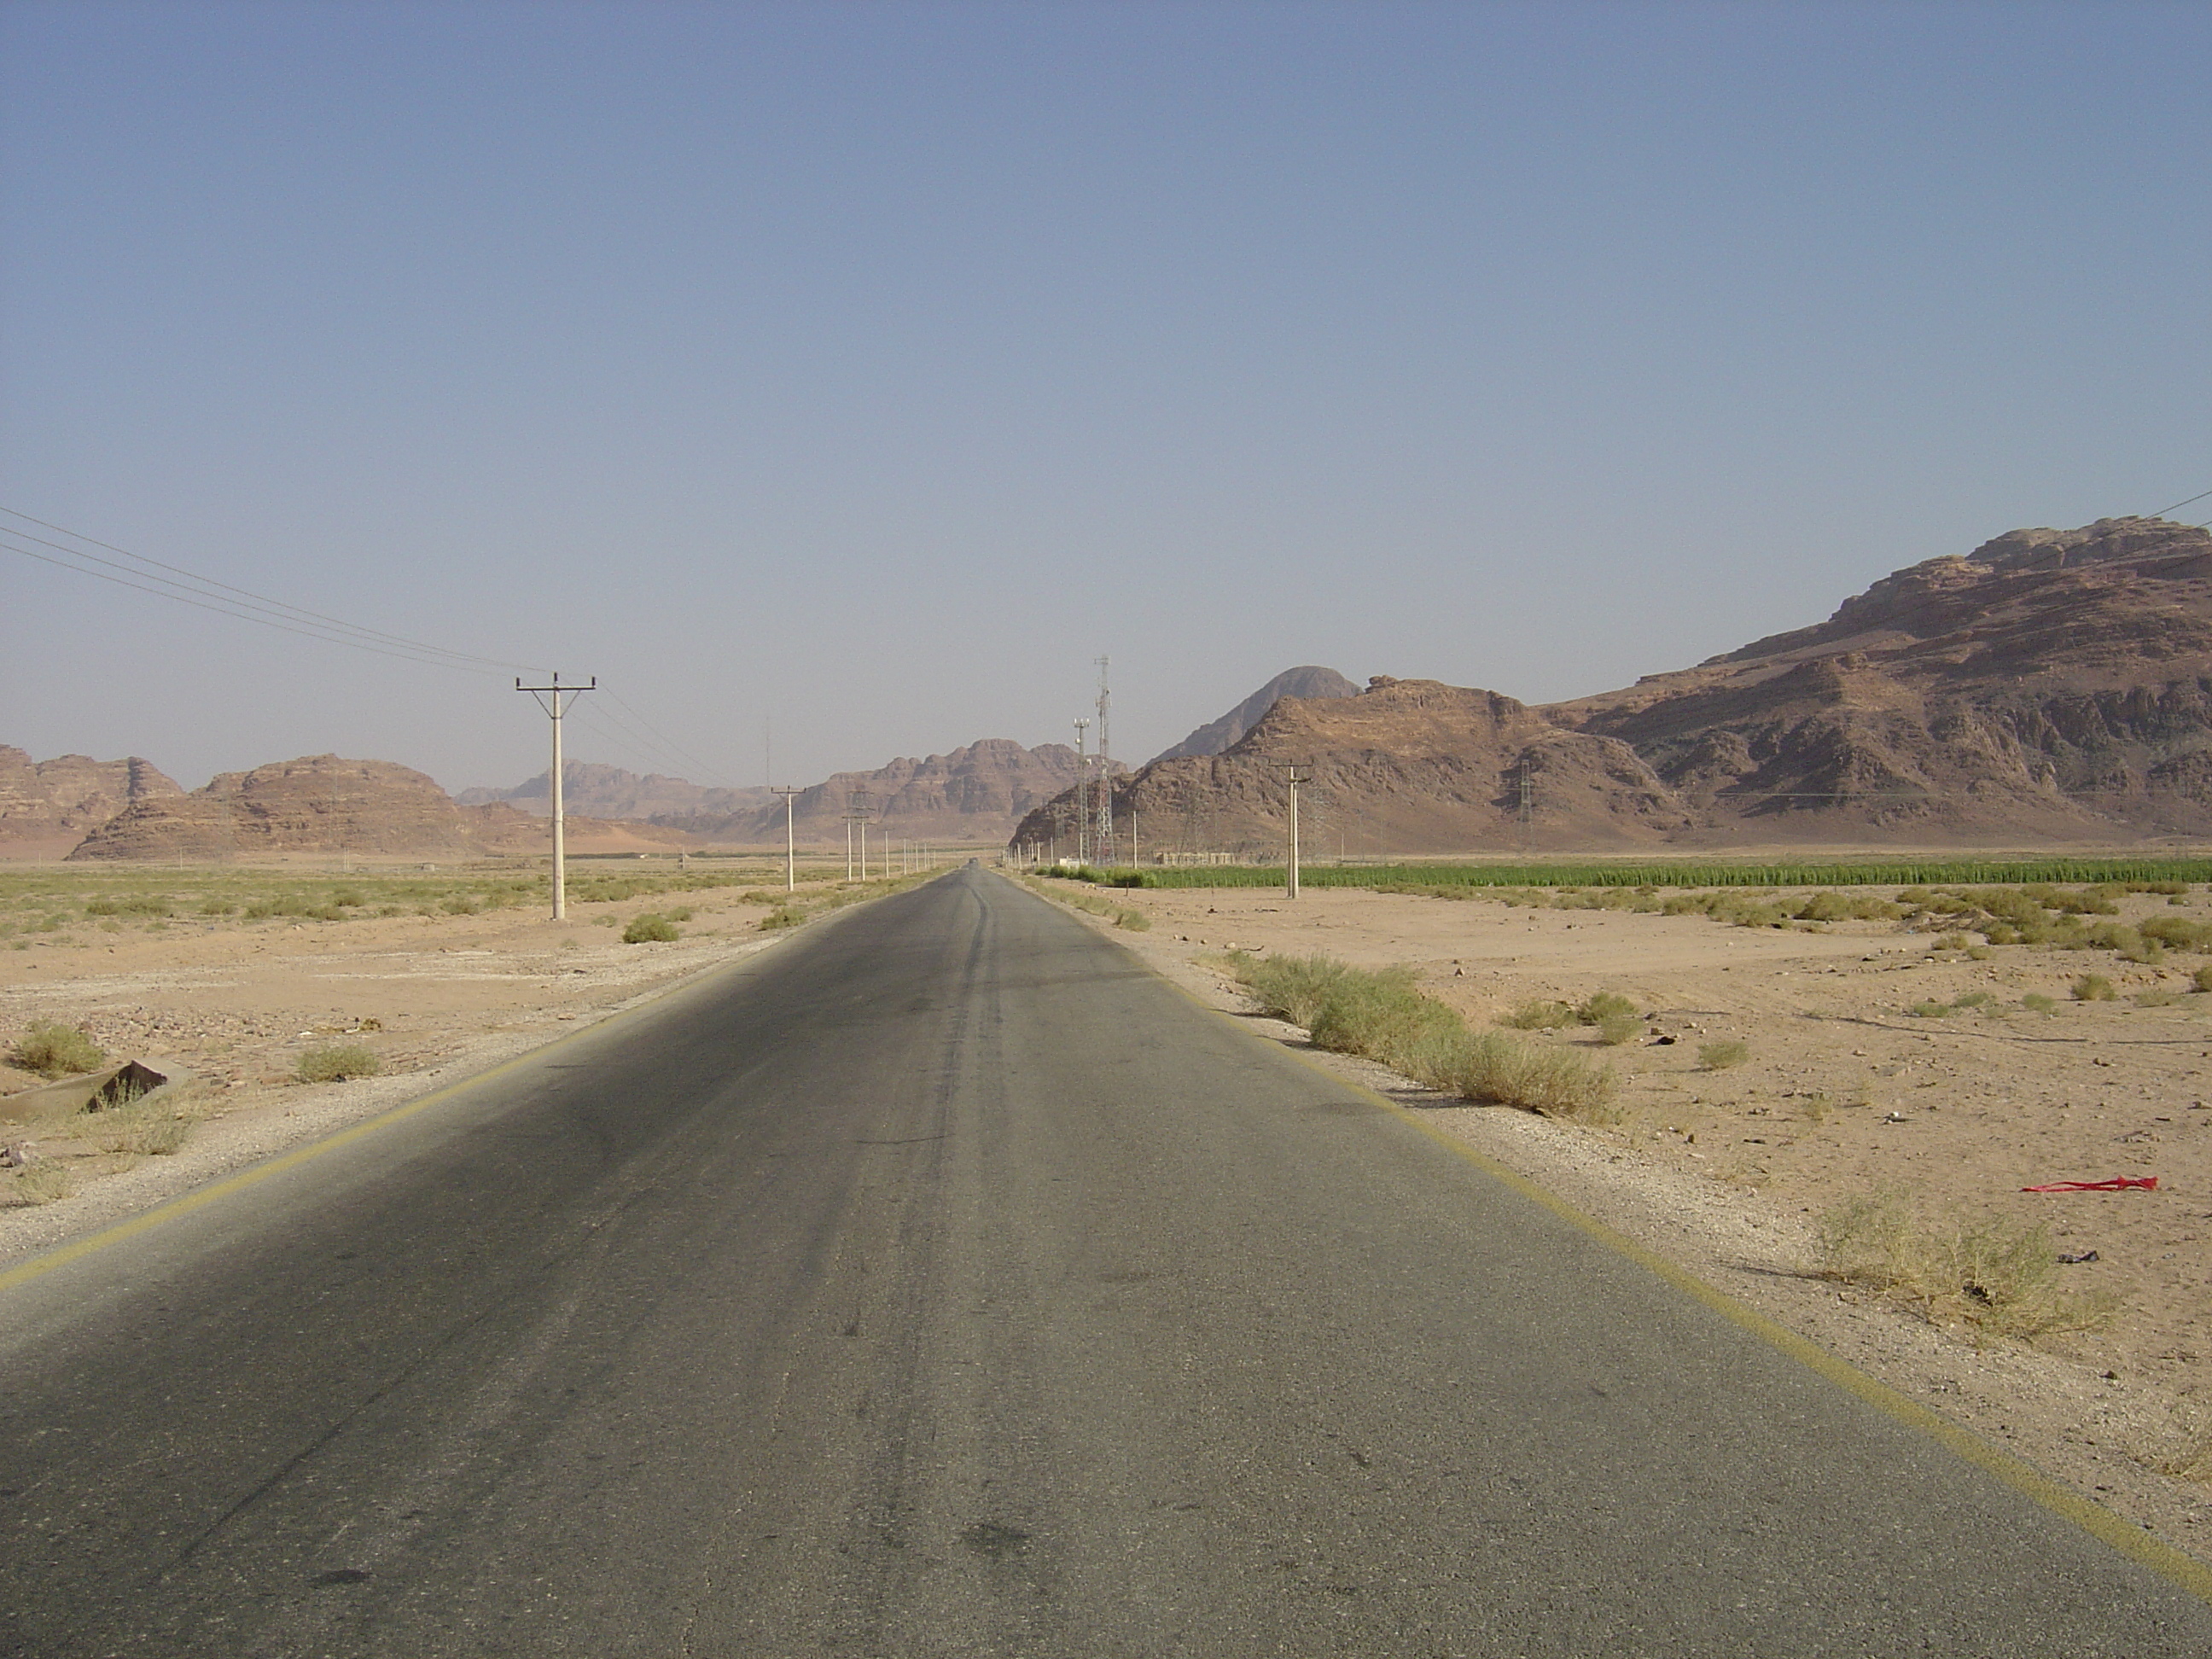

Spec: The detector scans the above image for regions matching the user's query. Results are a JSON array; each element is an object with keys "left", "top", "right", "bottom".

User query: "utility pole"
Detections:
[
  {"left": 771, "top": 785, "right": 801, "bottom": 891},
  {"left": 515, "top": 672, "right": 597, "bottom": 919},
  {"left": 843, "top": 792, "right": 873, "bottom": 880},
  {"left": 1094, "top": 655, "right": 1113, "bottom": 864},
  {"left": 1073, "top": 718, "right": 1091, "bottom": 865},
  {"left": 1280, "top": 763, "right": 1311, "bottom": 899}
]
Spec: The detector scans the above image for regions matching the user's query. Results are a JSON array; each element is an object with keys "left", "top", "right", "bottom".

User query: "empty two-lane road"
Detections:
[{"left": 3, "top": 866, "right": 2206, "bottom": 1656}]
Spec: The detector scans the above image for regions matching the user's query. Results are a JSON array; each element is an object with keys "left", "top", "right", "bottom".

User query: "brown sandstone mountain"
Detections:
[
  {"left": 65, "top": 754, "right": 685, "bottom": 861},
  {"left": 1013, "top": 677, "right": 1687, "bottom": 859},
  {"left": 1016, "top": 517, "right": 2212, "bottom": 856},
  {"left": 457, "top": 763, "right": 775, "bottom": 823},
  {"left": 1550, "top": 516, "right": 2212, "bottom": 841},
  {"left": 1146, "top": 666, "right": 1361, "bottom": 764},
  {"left": 655, "top": 738, "right": 1089, "bottom": 846},
  {"left": 0, "top": 748, "right": 181, "bottom": 854}
]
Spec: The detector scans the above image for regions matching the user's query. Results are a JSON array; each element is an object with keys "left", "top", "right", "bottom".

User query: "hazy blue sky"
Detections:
[{"left": 4, "top": 1, "right": 2207, "bottom": 794}]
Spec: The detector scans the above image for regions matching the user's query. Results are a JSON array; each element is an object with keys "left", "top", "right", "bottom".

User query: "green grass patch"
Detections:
[{"left": 1078, "top": 858, "right": 2212, "bottom": 893}]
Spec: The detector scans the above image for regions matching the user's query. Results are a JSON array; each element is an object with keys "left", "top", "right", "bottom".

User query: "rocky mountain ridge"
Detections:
[
  {"left": 1012, "top": 517, "right": 2212, "bottom": 855},
  {"left": 1146, "top": 666, "right": 1361, "bottom": 764},
  {"left": 65, "top": 755, "right": 686, "bottom": 862},
  {"left": 0, "top": 748, "right": 182, "bottom": 853}
]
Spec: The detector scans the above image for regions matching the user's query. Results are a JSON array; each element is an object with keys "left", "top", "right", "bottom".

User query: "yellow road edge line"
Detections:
[
  {"left": 1150, "top": 951, "right": 2212, "bottom": 1607},
  {"left": 0, "top": 927, "right": 804, "bottom": 1295}
]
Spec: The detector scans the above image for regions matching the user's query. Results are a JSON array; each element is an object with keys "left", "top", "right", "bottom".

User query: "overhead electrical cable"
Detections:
[
  {"left": 605, "top": 690, "right": 742, "bottom": 789},
  {"left": 2, "top": 534, "right": 524, "bottom": 675},
  {"left": 0, "top": 505, "right": 542, "bottom": 675},
  {"left": 2152, "top": 486, "right": 2212, "bottom": 517},
  {"left": 568, "top": 703, "right": 713, "bottom": 783}
]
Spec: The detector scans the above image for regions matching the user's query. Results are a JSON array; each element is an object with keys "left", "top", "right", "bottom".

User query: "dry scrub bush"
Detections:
[
  {"left": 8, "top": 1020, "right": 105, "bottom": 1080},
  {"left": 9, "top": 1163, "right": 73, "bottom": 1205},
  {"left": 296, "top": 1045, "right": 381, "bottom": 1084},
  {"left": 623, "top": 912, "right": 682, "bottom": 943},
  {"left": 1234, "top": 953, "right": 1616, "bottom": 1121},
  {"left": 1443, "top": 1032, "right": 1619, "bottom": 1121},
  {"left": 1815, "top": 1190, "right": 2114, "bottom": 1339},
  {"left": 2071, "top": 974, "right": 2117, "bottom": 1002},
  {"left": 1698, "top": 1039, "right": 1749, "bottom": 1069},
  {"left": 91, "top": 1089, "right": 194, "bottom": 1156},
  {"left": 1499, "top": 998, "right": 1575, "bottom": 1030}
]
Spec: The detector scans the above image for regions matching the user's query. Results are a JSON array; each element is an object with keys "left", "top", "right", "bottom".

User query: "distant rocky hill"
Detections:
[
  {"left": 1013, "top": 678, "right": 1685, "bottom": 858},
  {"left": 659, "top": 738, "right": 1089, "bottom": 846},
  {"left": 1146, "top": 666, "right": 1361, "bottom": 764},
  {"left": 66, "top": 754, "right": 685, "bottom": 861},
  {"left": 1550, "top": 516, "right": 2212, "bottom": 841},
  {"left": 1015, "top": 517, "right": 2212, "bottom": 855},
  {"left": 0, "top": 748, "right": 180, "bottom": 853},
  {"left": 457, "top": 762, "right": 773, "bottom": 823}
]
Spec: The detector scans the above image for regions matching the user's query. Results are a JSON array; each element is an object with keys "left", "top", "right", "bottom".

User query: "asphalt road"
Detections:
[{"left": 4, "top": 865, "right": 2209, "bottom": 1656}]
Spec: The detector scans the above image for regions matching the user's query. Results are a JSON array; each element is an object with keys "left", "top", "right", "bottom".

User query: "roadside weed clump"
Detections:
[
  {"left": 1575, "top": 992, "right": 1643, "bottom": 1045},
  {"left": 1795, "top": 890, "right": 1907, "bottom": 923},
  {"left": 1306, "top": 967, "right": 1462, "bottom": 1066},
  {"left": 2071, "top": 974, "right": 2117, "bottom": 1002},
  {"left": 2195, "top": 966, "right": 2212, "bottom": 993},
  {"left": 1114, "top": 908, "right": 1151, "bottom": 931},
  {"left": 1593, "top": 1012, "right": 1643, "bottom": 1045},
  {"left": 1912, "top": 991, "right": 1996, "bottom": 1019},
  {"left": 1698, "top": 1039, "right": 1749, "bottom": 1069},
  {"left": 1815, "top": 1190, "right": 2115, "bottom": 1338},
  {"left": 622, "top": 912, "right": 682, "bottom": 944},
  {"left": 295, "top": 1045, "right": 381, "bottom": 1084},
  {"left": 8, "top": 1021, "right": 106, "bottom": 1080},
  {"left": 1441, "top": 1031, "right": 1620, "bottom": 1121},
  {"left": 90, "top": 1087, "right": 195, "bottom": 1156},
  {"left": 2022, "top": 992, "right": 2058, "bottom": 1014},
  {"left": 9, "top": 1163, "right": 73, "bottom": 1205},
  {"left": 1499, "top": 991, "right": 1639, "bottom": 1042},
  {"left": 1499, "top": 998, "right": 1576, "bottom": 1030},
  {"left": 1230, "top": 952, "right": 1617, "bottom": 1121},
  {"left": 1236, "top": 952, "right": 1359, "bottom": 1028}
]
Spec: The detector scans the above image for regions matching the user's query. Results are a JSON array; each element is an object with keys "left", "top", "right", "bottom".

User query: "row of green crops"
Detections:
[{"left": 1050, "top": 857, "right": 2212, "bottom": 893}]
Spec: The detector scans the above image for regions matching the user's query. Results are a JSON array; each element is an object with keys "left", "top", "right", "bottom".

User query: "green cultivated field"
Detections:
[{"left": 1057, "top": 856, "right": 2212, "bottom": 892}]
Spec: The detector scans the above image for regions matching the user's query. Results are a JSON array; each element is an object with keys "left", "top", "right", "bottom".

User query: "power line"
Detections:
[
  {"left": 605, "top": 690, "right": 739, "bottom": 789},
  {"left": 2, "top": 534, "right": 516, "bottom": 675},
  {"left": 0, "top": 505, "right": 538, "bottom": 674},
  {"left": 5, "top": 508, "right": 746, "bottom": 791},
  {"left": 2152, "top": 486, "right": 2212, "bottom": 517}
]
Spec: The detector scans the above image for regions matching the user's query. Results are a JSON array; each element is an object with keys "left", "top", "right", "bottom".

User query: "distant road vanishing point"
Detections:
[{"left": 3, "top": 866, "right": 2209, "bottom": 1656}]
